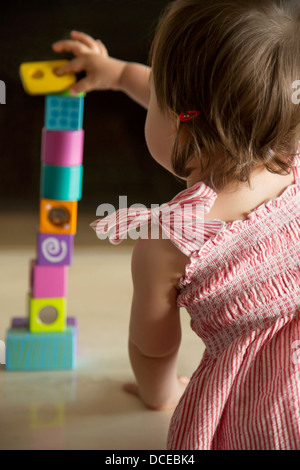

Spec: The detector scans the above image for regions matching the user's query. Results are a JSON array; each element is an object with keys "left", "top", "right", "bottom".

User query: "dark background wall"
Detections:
[{"left": 0, "top": 0, "right": 184, "bottom": 216}]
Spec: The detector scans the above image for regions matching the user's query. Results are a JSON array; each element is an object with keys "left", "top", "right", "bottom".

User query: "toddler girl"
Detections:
[{"left": 53, "top": 0, "right": 300, "bottom": 450}]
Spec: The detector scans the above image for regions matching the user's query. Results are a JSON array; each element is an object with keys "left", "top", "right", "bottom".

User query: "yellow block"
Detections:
[
  {"left": 19, "top": 60, "right": 76, "bottom": 95},
  {"left": 29, "top": 294, "right": 66, "bottom": 333}
]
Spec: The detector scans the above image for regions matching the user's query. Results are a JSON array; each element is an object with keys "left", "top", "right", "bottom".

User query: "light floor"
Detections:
[{"left": 0, "top": 211, "right": 204, "bottom": 450}]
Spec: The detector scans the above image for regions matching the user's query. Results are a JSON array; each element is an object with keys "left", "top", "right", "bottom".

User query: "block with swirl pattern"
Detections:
[{"left": 37, "top": 233, "right": 74, "bottom": 266}]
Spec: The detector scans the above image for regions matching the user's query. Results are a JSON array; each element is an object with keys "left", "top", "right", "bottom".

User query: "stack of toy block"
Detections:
[{"left": 6, "top": 61, "right": 84, "bottom": 371}]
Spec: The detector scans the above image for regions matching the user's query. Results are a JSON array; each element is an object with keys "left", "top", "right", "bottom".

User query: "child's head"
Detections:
[{"left": 150, "top": 0, "right": 300, "bottom": 192}]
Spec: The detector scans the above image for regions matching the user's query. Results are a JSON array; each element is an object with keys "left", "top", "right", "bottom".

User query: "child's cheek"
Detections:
[
  {"left": 144, "top": 111, "right": 174, "bottom": 173},
  {"left": 144, "top": 112, "right": 158, "bottom": 161}
]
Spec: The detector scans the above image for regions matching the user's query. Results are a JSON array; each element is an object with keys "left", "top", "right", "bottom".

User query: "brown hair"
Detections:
[{"left": 150, "top": 0, "right": 300, "bottom": 192}]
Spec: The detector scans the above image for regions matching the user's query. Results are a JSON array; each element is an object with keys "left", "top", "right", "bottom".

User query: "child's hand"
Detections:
[
  {"left": 52, "top": 30, "right": 126, "bottom": 95},
  {"left": 123, "top": 376, "right": 190, "bottom": 411}
]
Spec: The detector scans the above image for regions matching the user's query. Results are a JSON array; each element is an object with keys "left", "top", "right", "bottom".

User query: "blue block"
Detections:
[
  {"left": 40, "top": 163, "right": 83, "bottom": 201},
  {"left": 45, "top": 94, "right": 84, "bottom": 130},
  {"left": 6, "top": 326, "right": 76, "bottom": 371}
]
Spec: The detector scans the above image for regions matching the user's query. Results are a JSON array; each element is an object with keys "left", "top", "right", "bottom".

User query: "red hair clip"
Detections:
[{"left": 179, "top": 110, "right": 201, "bottom": 122}]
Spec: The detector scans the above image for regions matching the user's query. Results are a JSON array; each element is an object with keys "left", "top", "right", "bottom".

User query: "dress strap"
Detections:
[
  {"left": 293, "top": 151, "right": 300, "bottom": 182},
  {"left": 90, "top": 182, "right": 222, "bottom": 257}
]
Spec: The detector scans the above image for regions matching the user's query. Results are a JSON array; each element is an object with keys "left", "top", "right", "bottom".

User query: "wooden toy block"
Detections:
[
  {"left": 40, "top": 163, "right": 83, "bottom": 201},
  {"left": 28, "top": 294, "right": 66, "bottom": 333},
  {"left": 37, "top": 232, "right": 74, "bottom": 266},
  {"left": 30, "top": 260, "right": 67, "bottom": 298},
  {"left": 41, "top": 128, "right": 84, "bottom": 166},
  {"left": 39, "top": 198, "right": 78, "bottom": 235},
  {"left": 19, "top": 60, "right": 76, "bottom": 95},
  {"left": 11, "top": 317, "right": 28, "bottom": 328},
  {"left": 11, "top": 316, "right": 77, "bottom": 331},
  {"left": 45, "top": 94, "right": 84, "bottom": 131},
  {"left": 11, "top": 316, "right": 78, "bottom": 355},
  {"left": 5, "top": 326, "right": 76, "bottom": 371}
]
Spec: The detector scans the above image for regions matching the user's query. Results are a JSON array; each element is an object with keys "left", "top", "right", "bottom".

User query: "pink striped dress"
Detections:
[{"left": 91, "top": 156, "right": 300, "bottom": 450}]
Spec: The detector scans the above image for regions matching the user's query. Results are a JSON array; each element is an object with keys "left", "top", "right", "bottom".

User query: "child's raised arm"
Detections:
[{"left": 52, "top": 31, "right": 151, "bottom": 109}]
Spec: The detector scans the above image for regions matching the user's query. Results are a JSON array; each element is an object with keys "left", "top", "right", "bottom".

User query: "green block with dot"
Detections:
[
  {"left": 45, "top": 94, "right": 84, "bottom": 130},
  {"left": 29, "top": 294, "right": 66, "bottom": 333}
]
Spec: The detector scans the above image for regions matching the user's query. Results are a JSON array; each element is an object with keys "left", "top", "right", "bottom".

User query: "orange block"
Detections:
[{"left": 39, "top": 199, "right": 78, "bottom": 235}]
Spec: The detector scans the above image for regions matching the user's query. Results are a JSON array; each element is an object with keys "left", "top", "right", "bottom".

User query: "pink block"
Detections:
[
  {"left": 30, "top": 259, "right": 67, "bottom": 298},
  {"left": 41, "top": 128, "right": 84, "bottom": 166}
]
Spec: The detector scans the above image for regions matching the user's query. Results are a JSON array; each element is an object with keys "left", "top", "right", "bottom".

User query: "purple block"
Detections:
[
  {"left": 37, "top": 232, "right": 74, "bottom": 266},
  {"left": 66, "top": 317, "right": 77, "bottom": 330},
  {"left": 30, "top": 259, "right": 68, "bottom": 298},
  {"left": 11, "top": 317, "right": 77, "bottom": 330},
  {"left": 11, "top": 317, "right": 28, "bottom": 328},
  {"left": 41, "top": 128, "right": 84, "bottom": 166}
]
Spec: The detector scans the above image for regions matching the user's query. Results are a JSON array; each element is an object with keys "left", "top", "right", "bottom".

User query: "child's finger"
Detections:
[
  {"left": 96, "top": 39, "right": 109, "bottom": 57},
  {"left": 70, "top": 30, "right": 100, "bottom": 52},
  {"left": 55, "top": 57, "right": 84, "bottom": 76},
  {"left": 52, "top": 39, "right": 90, "bottom": 56},
  {"left": 69, "top": 76, "right": 95, "bottom": 95}
]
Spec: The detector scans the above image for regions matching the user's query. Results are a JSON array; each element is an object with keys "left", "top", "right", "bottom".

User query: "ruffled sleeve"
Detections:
[{"left": 90, "top": 182, "right": 224, "bottom": 257}]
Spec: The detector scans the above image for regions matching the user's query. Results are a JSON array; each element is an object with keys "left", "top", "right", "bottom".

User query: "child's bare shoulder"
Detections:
[{"left": 131, "top": 235, "right": 189, "bottom": 289}]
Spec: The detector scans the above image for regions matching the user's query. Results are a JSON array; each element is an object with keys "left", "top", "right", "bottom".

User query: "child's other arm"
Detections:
[
  {"left": 52, "top": 31, "right": 150, "bottom": 109},
  {"left": 124, "top": 236, "right": 190, "bottom": 411}
]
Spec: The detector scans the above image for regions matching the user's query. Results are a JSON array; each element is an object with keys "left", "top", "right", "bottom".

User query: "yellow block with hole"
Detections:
[
  {"left": 19, "top": 60, "right": 76, "bottom": 95},
  {"left": 28, "top": 294, "right": 66, "bottom": 333}
]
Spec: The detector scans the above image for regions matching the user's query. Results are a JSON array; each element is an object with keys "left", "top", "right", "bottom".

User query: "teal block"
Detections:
[
  {"left": 5, "top": 326, "right": 76, "bottom": 371},
  {"left": 45, "top": 94, "right": 84, "bottom": 130},
  {"left": 40, "top": 163, "right": 83, "bottom": 201}
]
